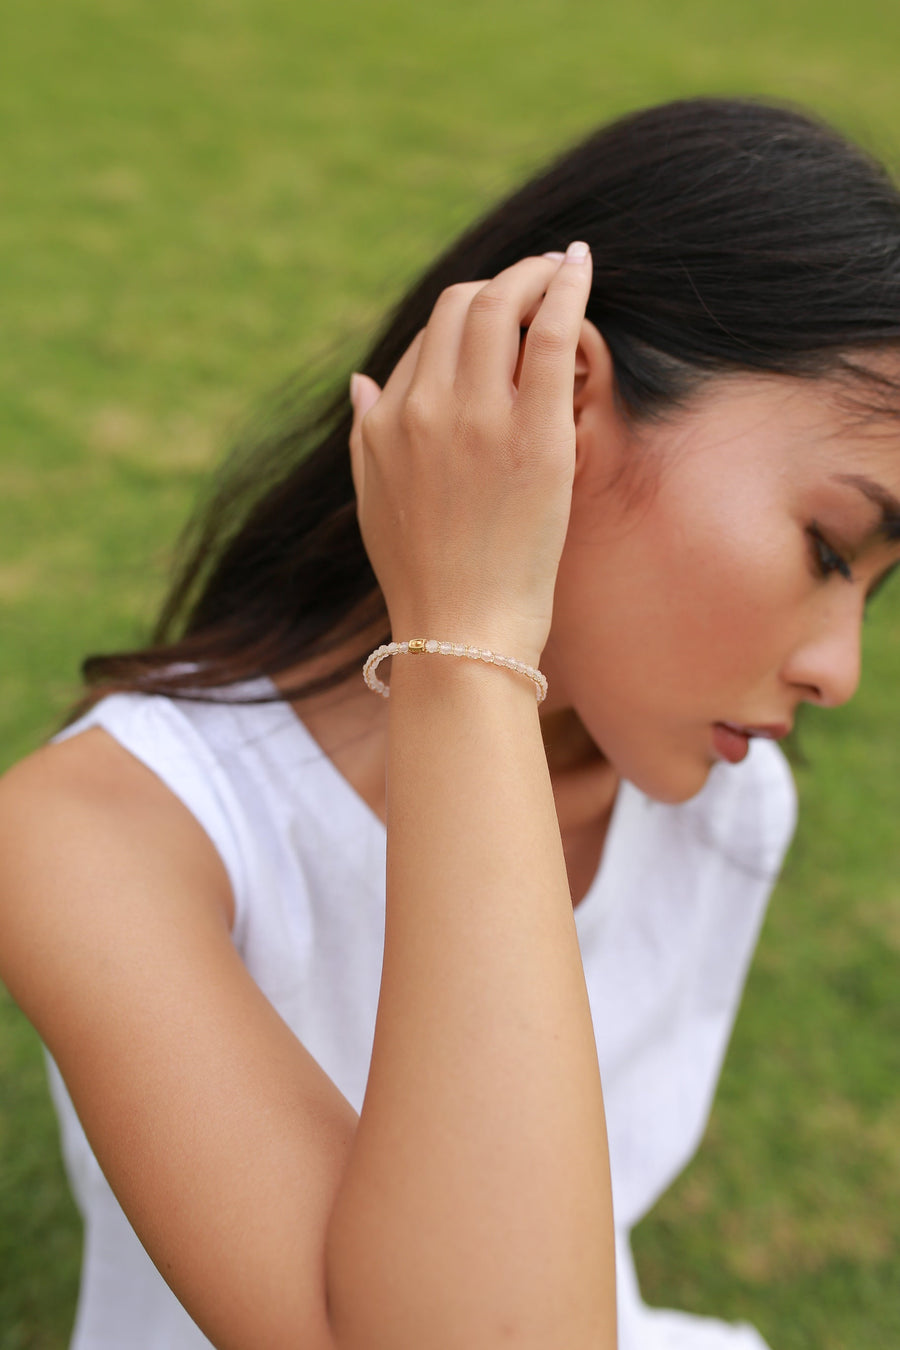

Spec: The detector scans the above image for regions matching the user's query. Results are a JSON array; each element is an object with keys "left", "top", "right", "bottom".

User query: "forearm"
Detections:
[{"left": 326, "top": 654, "right": 616, "bottom": 1349}]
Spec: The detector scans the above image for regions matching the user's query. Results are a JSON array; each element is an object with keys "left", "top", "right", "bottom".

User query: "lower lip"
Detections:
[{"left": 712, "top": 723, "right": 750, "bottom": 764}]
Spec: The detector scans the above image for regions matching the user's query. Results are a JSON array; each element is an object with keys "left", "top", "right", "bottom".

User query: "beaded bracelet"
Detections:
[{"left": 363, "top": 639, "right": 548, "bottom": 704}]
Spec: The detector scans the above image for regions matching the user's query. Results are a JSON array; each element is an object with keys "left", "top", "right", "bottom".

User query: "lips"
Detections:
[
  {"left": 712, "top": 720, "right": 791, "bottom": 765},
  {"left": 717, "top": 720, "right": 791, "bottom": 741}
]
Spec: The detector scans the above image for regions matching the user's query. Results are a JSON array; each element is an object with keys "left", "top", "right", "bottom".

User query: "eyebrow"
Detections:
[{"left": 832, "top": 473, "right": 900, "bottom": 542}]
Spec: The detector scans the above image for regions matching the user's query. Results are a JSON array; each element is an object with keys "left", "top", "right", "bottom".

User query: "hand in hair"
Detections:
[{"left": 348, "top": 245, "right": 593, "bottom": 667}]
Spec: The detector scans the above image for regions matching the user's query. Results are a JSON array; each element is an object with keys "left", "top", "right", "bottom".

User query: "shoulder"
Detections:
[
  {"left": 677, "top": 739, "right": 797, "bottom": 881},
  {"left": 736, "top": 737, "right": 797, "bottom": 837},
  {"left": 728, "top": 735, "right": 796, "bottom": 822},
  {"left": 34, "top": 687, "right": 278, "bottom": 915},
  {"left": 0, "top": 722, "right": 232, "bottom": 885},
  {"left": 0, "top": 726, "right": 235, "bottom": 1017},
  {"left": 0, "top": 728, "right": 355, "bottom": 1350}
]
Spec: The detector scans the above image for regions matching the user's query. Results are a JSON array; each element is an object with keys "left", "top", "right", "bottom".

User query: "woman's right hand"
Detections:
[
  {"left": 333, "top": 247, "right": 616, "bottom": 1350},
  {"left": 348, "top": 243, "right": 593, "bottom": 668}
]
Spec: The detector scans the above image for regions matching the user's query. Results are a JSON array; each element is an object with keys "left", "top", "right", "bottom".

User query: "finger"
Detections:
[
  {"left": 348, "top": 329, "right": 427, "bottom": 502},
  {"left": 350, "top": 371, "right": 382, "bottom": 420},
  {"left": 411, "top": 281, "right": 487, "bottom": 393},
  {"left": 453, "top": 255, "right": 569, "bottom": 407},
  {"left": 373, "top": 328, "right": 426, "bottom": 414},
  {"left": 411, "top": 261, "right": 563, "bottom": 397},
  {"left": 514, "top": 242, "right": 593, "bottom": 425},
  {"left": 348, "top": 371, "right": 383, "bottom": 504}
]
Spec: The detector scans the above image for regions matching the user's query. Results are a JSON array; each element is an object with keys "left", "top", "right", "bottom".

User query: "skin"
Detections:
[
  {"left": 542, "top": 330, "right": 900, "bottom": 805},
  {"left": 286, "top": 329, "right": 900, "bottom": 891}
]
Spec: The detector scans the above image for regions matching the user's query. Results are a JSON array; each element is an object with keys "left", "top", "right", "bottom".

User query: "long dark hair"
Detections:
[{"left": 68, "top": 96, "right": 900, "bottom": 722}]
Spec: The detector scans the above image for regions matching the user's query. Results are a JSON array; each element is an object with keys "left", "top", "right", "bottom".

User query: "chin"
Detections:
[{"left": 618, "top": 752, "right": 716, "bottom": 806}]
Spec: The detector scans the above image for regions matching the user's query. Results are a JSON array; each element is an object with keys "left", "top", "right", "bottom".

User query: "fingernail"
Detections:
[
  {"left": 349, "top": 372, "right": 360, "bottom": 405},
  {"left": 542, "top": 250, "right": 566, "bottom": 261},
  {"left": 565, "top": 240, "right": 590, "bottom": 263}
]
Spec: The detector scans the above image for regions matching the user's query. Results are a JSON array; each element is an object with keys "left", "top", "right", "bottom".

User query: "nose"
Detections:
[{"left": 782, "top": 596, "right": 864, "bottom": 709}]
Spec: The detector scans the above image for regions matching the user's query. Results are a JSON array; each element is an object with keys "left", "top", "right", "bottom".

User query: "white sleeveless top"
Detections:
[{"left": 47, "top": 680, "right": 795, "bottom": 1350}]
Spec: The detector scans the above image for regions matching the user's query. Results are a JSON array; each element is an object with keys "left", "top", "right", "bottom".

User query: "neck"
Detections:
[
  {"left": 540, "top": 709, "right": 619, "bottom": 833},
  {"left": 275, "top": 658, "right": 618, "bottom": 836}
]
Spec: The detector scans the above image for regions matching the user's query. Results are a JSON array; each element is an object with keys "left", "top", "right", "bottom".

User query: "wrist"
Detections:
[
  {"left": 384, "top": 613, "right": 547, "bottom": 674},
  {"left": 365, "top": 637, "right": 548, "bottom": 704}
]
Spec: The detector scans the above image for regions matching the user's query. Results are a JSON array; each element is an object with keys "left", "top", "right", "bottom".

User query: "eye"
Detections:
[{"left": 808, "top": 525, "right": 853, "bottom": 582}]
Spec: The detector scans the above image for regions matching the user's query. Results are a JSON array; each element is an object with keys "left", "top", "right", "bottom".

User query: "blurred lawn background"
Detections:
[{"left": 2, "top": 1, "right": 899, "bottom": 1346}]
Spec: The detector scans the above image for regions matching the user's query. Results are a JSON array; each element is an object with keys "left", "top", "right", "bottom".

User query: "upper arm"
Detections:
[{"left": 0, "top": 728, "right": 356, "bottom": 1350}]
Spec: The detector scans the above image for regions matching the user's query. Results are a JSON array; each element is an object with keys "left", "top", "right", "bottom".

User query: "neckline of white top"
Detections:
[{"left": 255, "top": 674, "right": 638, "bottom": 943}]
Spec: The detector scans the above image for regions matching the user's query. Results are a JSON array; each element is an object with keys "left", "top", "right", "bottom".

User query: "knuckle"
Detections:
[
  {"left": 467, "top": 286, "right": 508, "bottom": 319},
  {"left": 436, "top": 281, "right": 479, "bottom": 309},
  {"left": 360, "top": 401, "right": 386, "bottom": 442},
  {"left": 399, "top": 390, "right": 432, "bottom": 436},
  {"left": 527, "top": 319, "right": 571, "bottom": 356},
  {"left": 452, "top": 396, "right": 500, "bottom": 446}
]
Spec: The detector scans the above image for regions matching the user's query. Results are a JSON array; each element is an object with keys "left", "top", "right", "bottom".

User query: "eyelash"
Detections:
[{"left": 808, "top": 525, "right": 853, "bottom": 582}]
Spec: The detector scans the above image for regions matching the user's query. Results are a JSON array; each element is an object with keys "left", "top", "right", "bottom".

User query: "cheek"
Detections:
[
  {"left": 652, "top": 520, "right": 780, "bottom": 666},
  {"left": 555, "top": 486, "right": 794, "bottom": 697}
]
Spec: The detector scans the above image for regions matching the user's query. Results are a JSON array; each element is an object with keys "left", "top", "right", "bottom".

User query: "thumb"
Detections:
[{"left": 348, "top": 371, "right": 382, "bottom": 505}]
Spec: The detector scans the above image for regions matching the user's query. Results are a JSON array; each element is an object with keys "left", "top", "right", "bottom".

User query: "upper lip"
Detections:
[{"left": 717, "top": 720, "right": 792, "bottom": 741}]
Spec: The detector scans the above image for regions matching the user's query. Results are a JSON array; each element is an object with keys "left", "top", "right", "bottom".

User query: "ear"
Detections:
[
  {"left": 572, "top": 320, "right": 628, "bottom": 484},
  {"left": 573, "top": 319, "right": 614, "bottom": 420}
]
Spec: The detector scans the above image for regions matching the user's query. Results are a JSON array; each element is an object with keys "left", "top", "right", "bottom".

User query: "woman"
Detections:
[{"left": 1, "top": 96, "right": 900, "bottom": 1350}]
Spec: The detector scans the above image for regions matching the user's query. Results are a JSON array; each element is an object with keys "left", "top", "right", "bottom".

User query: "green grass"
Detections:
[{"left": 2, "top": 1, "right": 900, "bottom": 1345}]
